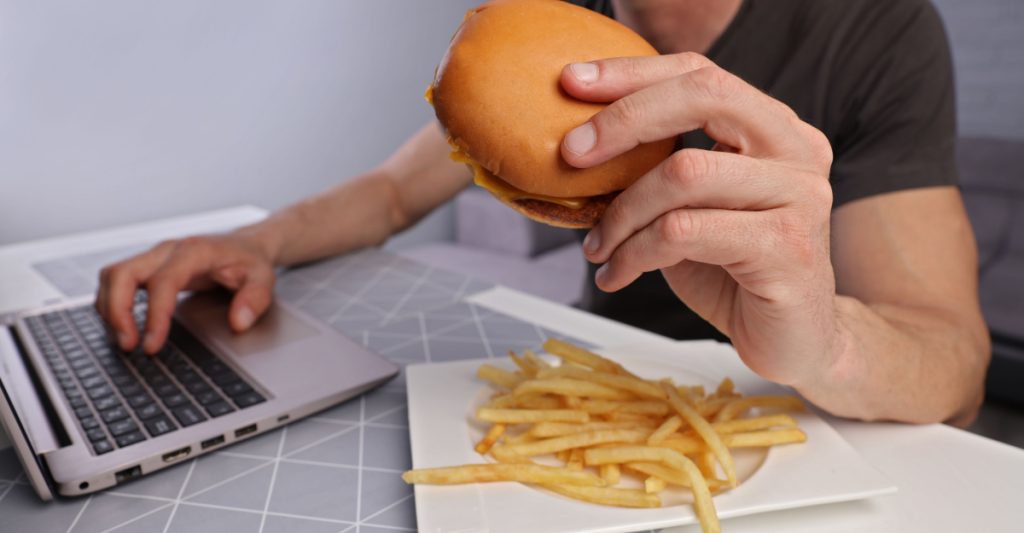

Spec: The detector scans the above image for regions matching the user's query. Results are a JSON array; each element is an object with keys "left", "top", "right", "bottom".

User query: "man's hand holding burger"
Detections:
[{"left": 560, "top": 53, "right": 845, "bottom": 411}]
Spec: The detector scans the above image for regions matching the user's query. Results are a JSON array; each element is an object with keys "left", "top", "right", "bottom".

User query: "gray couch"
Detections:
[
  {"left": 401, "top": 138, "right": 1024, "bottom": 404},
  {"left": 959, "top": 137, "right": 1024, "bottom": 406}
]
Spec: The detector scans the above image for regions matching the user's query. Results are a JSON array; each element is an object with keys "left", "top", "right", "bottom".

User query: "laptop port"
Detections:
[
  {"left": 201, "top": 435, "right": 225, "bottom": 450},
  {"left": 234, "top": 424, "right": 257, "bottom": 438},
  {"left": 162, "top": 446, "right": 192, "bottom": 463},
  {"left": 115, "top": 465, "right": 142, "bottom": 483}
]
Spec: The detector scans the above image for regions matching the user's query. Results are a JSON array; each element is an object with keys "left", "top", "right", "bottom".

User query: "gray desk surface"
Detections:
[{"left": 0, "top": 248, "right": 584, "bottom": 533}]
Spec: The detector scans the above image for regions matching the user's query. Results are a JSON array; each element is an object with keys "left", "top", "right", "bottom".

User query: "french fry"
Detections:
[
  {"left": 567, "top": 448, "right": 584, "bottom": 470},
  {"left": 542, "top": 484, "right": 660, "bottom": 508},
  {"left": 490, "top": 445, "right": 531, "bottom": 464},
  {"left": 402, "top": 464, "right": 605, "bottom": 486},
  {"left": 474, "top": 424, "right": 506, "bottom": 454},
  {"left": 578, "top": 399, "right": 670, "bottom": 416},
  {"left": 563, "top": 396, "right": 582, "bottom": 408},
  {"left": 645, "top": 476, "right": 667, "bottom": 494},
  {"left": 696, "top": 397, "right": 732, "bottom": 418},
  {"left": 514, "top": 396, "right": 565, "bottom": 410},
  {"left": 714, "top": 395, "right": 806, "bottom": 422},
  {"left": 508, "top": 350, "right": 538, "bottom": 377},
  {"left": 476, "top": 364, "right": 523, "bottom": 390},
  {"left": 696, "top": 452, "right": 717, "bottom": 479},
  {"left": 662, "top": 383, "right": 737, "bottom": 488},
  {"left": 536, "top": 366, "right": 665, "bottom": 399},
  {"left": 523, "top": 349, "right": 551, "bottom": 370},
  {"left": 476, "top": 408, "right": 589, "bottom": 424},
  {"left": 714, "top": 377, "right": 735, "bottom": 399},
  {"left": 603, "top": 411, "right": 662, "bottom": 423},
  {"left": 660, "top": 429, "right": 808, "bottom": 453},
  {"left": 514, "top": 378, "right": 635, "bottom": 401},
  {"left": 712, "top": 414, "right": 798, "bottom": 434},
  {"left": 542, "top": 338, "right": 635, "bottom": 377},
  {"left": 648, "top": 415, "right": 683, "bottom": 445},
  {"left": 582, "top": 446, "right": 719, "bottom": 532},
  {"left": 599, "top": 463, "right": 620, "bottom": 485},
  {"left": 505, "top": 429, "right": 650, "bottom": 456},
  {"left": 530, "top": 420, "right": 658, "bottom": 438}
]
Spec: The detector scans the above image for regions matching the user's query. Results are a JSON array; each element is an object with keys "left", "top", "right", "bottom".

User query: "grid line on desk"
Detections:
[{"left": 8, "top": 248, "right": 603, "bottom": 533}]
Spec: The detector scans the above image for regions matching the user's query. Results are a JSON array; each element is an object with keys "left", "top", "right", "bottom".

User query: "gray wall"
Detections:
[
  {"left": 0, "top": 0, "right": 478, "bottom": 246},
  {"left": 933, "top": 0, "right": 1024, "bottom": 140}
]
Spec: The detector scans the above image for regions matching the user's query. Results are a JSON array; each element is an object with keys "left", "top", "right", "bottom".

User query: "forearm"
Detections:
[
  {"left": 797, "top": 295, "right": 990, "bottom": 426},
  {"left": 233, "top": 122, "right": 470, "bottom": 267}
]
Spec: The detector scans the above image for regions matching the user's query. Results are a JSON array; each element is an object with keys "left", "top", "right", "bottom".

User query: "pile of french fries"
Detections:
[{"left": 402, "top": 339, "right": 807, "bottom": 533}]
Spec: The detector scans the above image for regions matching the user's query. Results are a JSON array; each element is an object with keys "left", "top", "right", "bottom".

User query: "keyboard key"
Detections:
[
  {"left": 118, "top": 382, "right": 143, "bottom": 396},
  {"left": 185, "top": 381, "right": 212, "bottom": 396},
  {"left": 233, "top": 392, "right": 266, "bottom": 408},
  {"left": 115, "top": 431, "right": 146, "bottom": 448},
  {"left": 205, "top": 401, "right": 235, "bottom": 417},
  {"left": 172, "top": 405, "right": 206, "bottom": 427},
  {"left": 80, "top": 416, "right": 99, "bottom": 430},
  {"left": 74, "top": 407, "right": 93, "bottom": 419},
  {"left": 93, "top": 439, "right": 114, "bottom": 455},
  {"left": 93, "top": 396, "right": 121, "bottom": 412},
  {"left": 86, "top": 428, "right": 107, "bottom": 442},
  {"left": 126, "top": 393, "right": 153, "bottom": 408},
  {"left": 144, "top": 416, "right": 176, "bottom": 437},
  {"left": 222, "top": 382, "right": 253, "bottom": 397},
  {"left": 69, "top": 396, "right": 87, "bottom": 409},
  {"left": 135, "top": 403, "right": 163, "bottom": 420},
  {"left": 87, "top": 385, "right": 113, "bottom": 400},
  {"left": 154, "top": 384, "right": 180, "bottom": 397},
  {"left": 211, "top": 372, "right": 241, "bottom": 387},
  {"left": 75, "top": 366, "right": 100, "bottom": 379},
  {"left": 111, "top": 375, "right": 135, "bottom": 388},
  {"left": 100, "top": 406, "right": 129, "bottom": 424},
  {"left": 195, "top": 390, "right": 222, "bottom": 406},
  {"left": 109, "top": 418, "right": 139, "bottom": 437},
  {"left": 200, "top": 361, "right": 229, "bottom": 376},
  {"left": 162, "top": 394, "right": 189, "bottom": 408},
  {"left": 80, "top": 376, "right": 106, "bottom": 389}
]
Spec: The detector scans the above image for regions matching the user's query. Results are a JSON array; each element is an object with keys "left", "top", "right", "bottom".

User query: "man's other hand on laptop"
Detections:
[{"left": 95, "top": 232, "right": 277, "bottom": 354}]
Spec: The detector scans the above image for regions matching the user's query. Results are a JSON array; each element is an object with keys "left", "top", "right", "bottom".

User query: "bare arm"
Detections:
[
  {"left": 809, "top": 187, "right": 990, "bottom": 425},
  {"left": 243, "top": 121, "right": 471, "bottom": 266}
]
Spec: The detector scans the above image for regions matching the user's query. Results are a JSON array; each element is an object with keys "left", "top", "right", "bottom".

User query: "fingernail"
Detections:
[
  {"left": 570, "top": 62, "right": 598, "bottom": 83},
  {"left": 117, "top": 329, "right": 131, "bottom": 351},
  {"left": 595, "top": 264, "right": 610, "bottom": 285},
  {"left": 565, "top": 123, "right": 596, "bottom": 156},
  {"left": 236, "top": 307, "right": 255, "bottom": 330},
  {"left": 583, "top": 230, "right": 601, "bottom": 254},
  {"left": 142, "top": 332, "right": 154, "bottom": 353}
]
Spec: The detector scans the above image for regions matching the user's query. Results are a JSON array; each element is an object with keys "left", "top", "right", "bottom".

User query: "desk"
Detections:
[{"left": 2, "top": 208, "right": 1023, "bottom": 532}]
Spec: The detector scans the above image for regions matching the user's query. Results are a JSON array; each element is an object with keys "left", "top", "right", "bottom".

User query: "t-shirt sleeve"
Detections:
[{"left": 828, "top": 1, "right": 958, "bottom": 207}]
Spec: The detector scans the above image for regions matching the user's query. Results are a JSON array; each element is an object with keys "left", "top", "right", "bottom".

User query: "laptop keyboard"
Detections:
[{"left": 23, "top": 303, "right": 266, "bottom": 455}]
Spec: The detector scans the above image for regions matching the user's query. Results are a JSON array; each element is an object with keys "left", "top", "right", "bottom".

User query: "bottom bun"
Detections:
[{"left": 502, "top": 192, "right": 618, "bottom": 229}]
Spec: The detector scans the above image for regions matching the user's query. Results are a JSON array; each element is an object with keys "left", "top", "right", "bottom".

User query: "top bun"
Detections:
[{"left": 432, "top": 0, "right": 675, "bottom": 198}]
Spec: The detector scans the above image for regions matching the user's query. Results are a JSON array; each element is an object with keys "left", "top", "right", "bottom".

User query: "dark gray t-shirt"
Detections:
[{"left": 569, "top": 0, "right": 958, "bottom": 340}]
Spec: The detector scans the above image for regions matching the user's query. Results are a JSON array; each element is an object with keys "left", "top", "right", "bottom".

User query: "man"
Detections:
[{"left": 94, "top": 0, "right": 990, "bottom": 426}]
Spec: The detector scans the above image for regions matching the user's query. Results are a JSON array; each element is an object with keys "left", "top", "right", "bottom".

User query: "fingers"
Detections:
[
  {"left": 583, "top": 149, "right": 794, "bottom": 263},
  {"left": 594, "top": 208, "right": 779, "bottom": 293},
  {"left": 560, "top": 53, "right": 713, "bottom": 102},
  {"left": 561, "top": 65, "right": 808, "bottom": 168},
  {"left": 142, "top": 242, "right": 214, "bottom": 354},
  {"left": 220, "top": 266, "right": 275, "bottom": 333},
  {"left": 95, "top": 243, "right": 175, "bottom": 350}
]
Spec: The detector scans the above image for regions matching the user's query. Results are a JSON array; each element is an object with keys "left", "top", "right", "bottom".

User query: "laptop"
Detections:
[{"left": 0, "top": 290, "right": 399, "bottom": 500}]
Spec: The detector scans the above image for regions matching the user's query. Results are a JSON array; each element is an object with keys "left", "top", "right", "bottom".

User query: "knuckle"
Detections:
[
  {"left": 774, "top": 212, "right": 817, "bottom": 265},
  {"left": 693, "top": 66, "right": 736, "bottom": 101},
  {"left": 605, "top": 94, "right": 645, "bottom": 131},
  {"left": 799, "top": 123, "right": 833, "bottom": 169},
  {"left": 674, "top": 52, "right": 712, "bottom": 71},
  {"left": 664, "top": 150, "right": 712, "bottom": 189},
  {"left": 660, "top": 210, "right": 697, "bottom": 244}
]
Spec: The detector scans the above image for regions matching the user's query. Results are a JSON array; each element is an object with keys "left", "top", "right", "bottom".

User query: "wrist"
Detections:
[{"left": 232, "top": 218, "right": 289, "bottom": 266}]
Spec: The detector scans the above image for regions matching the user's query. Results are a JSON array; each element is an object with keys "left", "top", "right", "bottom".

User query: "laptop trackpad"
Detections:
[{"left": 176, "top": 292, "right": 319, "bottom": 356}]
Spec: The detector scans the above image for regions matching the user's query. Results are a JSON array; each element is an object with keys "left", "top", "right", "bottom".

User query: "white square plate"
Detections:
[{"left": 406, "top": 341, "right": 896, "bottom": 533}]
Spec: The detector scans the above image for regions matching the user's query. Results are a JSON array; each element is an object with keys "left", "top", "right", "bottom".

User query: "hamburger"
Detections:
[{"left": 427, "top": 0, "right": 675, "bottom": 228}]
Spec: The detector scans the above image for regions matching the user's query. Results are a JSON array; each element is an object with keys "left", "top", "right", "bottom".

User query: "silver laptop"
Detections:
[{"left": 0, "top": 290, "right": 399, "bottom": 500}]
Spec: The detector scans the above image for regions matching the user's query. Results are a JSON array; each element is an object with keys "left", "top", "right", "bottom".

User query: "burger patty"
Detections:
[{"left": 512, "top": 192, "right": 619, "bottom": 229}]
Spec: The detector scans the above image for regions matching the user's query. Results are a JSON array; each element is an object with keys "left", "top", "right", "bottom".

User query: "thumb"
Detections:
[{"left": 227, "top": 270, "right": 275, "bottom": 332}]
